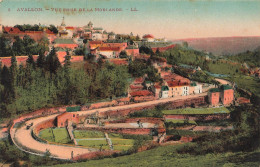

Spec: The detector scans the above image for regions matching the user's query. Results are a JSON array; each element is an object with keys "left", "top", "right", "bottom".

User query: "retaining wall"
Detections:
[
  {"left": 76, "top": 127, "right": 166, "bottom": 135},
  {"left": 164, "top": 113, "right": 230, "bottom": 121}
]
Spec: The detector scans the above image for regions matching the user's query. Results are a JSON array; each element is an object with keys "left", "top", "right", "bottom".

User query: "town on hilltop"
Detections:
[{"left": 0, "top": 17, "right": 258, "bottom": 166}]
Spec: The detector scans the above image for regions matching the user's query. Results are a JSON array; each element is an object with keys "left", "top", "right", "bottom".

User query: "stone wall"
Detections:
[{"left": 76, "top": 127, "right": 166, "bottom": 135}]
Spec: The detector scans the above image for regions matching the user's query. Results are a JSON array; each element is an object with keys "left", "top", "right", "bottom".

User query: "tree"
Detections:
[
  {"left": 48, "top": 25, "right": 58, "bottom": 34},
  {"left": 26, "top": 55, "right": 36, "bottom": 69},
  {"left": 36, "top": 52, "right": 46, "bottom": 68},
  {"left": 12, "top": 36, "right": 25, "bottom": 56},
  {"left": 0, "top": 36, "right": 12, "bottom": 57},
  {"left": 45, "top": 47, "right": 61, "bottom": 75},
  {"left": 10, "top": 55, "right": 18, "bottom": 99},
  {"left": 119, "top": 50, "right": 128, "bottom": 58}
]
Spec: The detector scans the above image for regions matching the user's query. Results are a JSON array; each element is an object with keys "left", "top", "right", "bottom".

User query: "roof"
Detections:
[
  {"left": 130, "top": 84, "right": 143, "bottom": 89},
  {"left": 161, "top": 86, "right": 169, "bottom": 91},
  {"left": 220, "top": 84, "right": 233, "bottom": 90},
  {"left": 143, "top": 34, "right": 154, "bottom": 39},
  {"left": 65, "top": 26, "right": 75, "bottom": 30},
  {"left": 98, "top": 47, "right": 121, "bottom": 52},
  {"left": 108, "top": 59, "right": 128, "bottom": 65},
  {"left": 167, "top": 80, "right": 189, "bottom": 87},
  {"left": 54, "top": 38, "right": 75, "bottom": 44},
  {"left": 89, "top": 41, "right": 103, "bottom": 45},
  {"left": 209, "top": 88, "right": 220, "bottom": 93},
  {"left": 134, "top": 77, "right": 144, "bottom": 84},
  {"left": 130, "top": 90, "right": 153, "bottom": 97}
]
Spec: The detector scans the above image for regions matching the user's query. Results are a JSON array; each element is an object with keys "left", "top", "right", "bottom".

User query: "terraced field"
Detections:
[
  {"left": 39, "top": 128, "right": 71, "bottom": 144},
  {"left": 162, "top": 107, "right": 230, "bottom": 115}
]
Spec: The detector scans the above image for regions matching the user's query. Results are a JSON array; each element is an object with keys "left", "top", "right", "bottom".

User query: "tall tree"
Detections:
[
  {"left": 36, "top": 52, "right": 46, "bottom": 68},
  {"left": 45, "top": 47, "right": 61, "bottom": 75},
  {"left": 10, "top": 55, "right": 18, "bottom": 99}
]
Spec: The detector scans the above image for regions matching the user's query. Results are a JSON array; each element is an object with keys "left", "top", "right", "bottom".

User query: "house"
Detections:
[
  {"left": 208, "top": 88, "right": 220, "bottom": 107},
  {"left": 190, "top": 82, "right": 202, "bottom": 95},
  {"left": 220, "top": 85, "right": 234, "bottom": 106},
  {"left": 125, "top": 45, "right": 139, "bottom": 57},
  {"left": 166, "top": 80, "right": 189, "bottom": 97},
  {"left": 160, "top": 86, "right": 169, "bottom": 98},
  {"left": 108, "top": 32, "right": 116, "bottom": 40},
  {"left": 130, "top": 90, "right": 154, "bottom": 102},
  {"left": 92, "top": 32, "right": 103, "bottom": 41},
  {"left": 142, "top": 34, "right": 155, "bottom": 42},
  {"left": 97, "top": 46, "right": 121, "bottom": 58},
  {"left": 57, "top": 112, "right": 80, "bottom": 127}
]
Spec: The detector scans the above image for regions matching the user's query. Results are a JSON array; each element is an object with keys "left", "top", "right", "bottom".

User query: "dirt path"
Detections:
[
  {"left": 11, "top": 115, "right": 95, "bottom": 160},
  {"left": 11, "top": 93, "right": 207, "bottom": 160},
  {"left": 76, "top": 93, "right": 207, "bottom": 117},
  {"left": 215, "top": 78, "right": 232, "bottom": 85}
]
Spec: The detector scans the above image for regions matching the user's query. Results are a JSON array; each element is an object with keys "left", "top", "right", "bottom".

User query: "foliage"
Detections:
[
  {"left": 129, "top": 109, "right": 163, "bottom": 118},
  {"left": 128, "top": 59, "right": 161, "bottom": 82},
  {"left": 119, "top": 50, "right": 128, "bottom": 58},
  {"left": 162, "top": 107, "right": 230, "bottom": 115},
  {"left": 51, "top": 144, "right": 260, "bottom": 167},
  {"left": 228, "top": 49, "right": 260, "bottom": 67},
  {"left": 73, "top": 130, "right": 105, "bottom": 139}
]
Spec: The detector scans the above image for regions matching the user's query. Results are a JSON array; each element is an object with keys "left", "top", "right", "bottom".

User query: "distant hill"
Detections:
[{"left": 173, "top": 36, "right": 260, "bottom": 55}]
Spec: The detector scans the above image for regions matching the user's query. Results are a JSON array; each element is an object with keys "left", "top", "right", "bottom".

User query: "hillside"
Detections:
[{"left": 173, "top": 36, "right": 260, "bottom": 55}]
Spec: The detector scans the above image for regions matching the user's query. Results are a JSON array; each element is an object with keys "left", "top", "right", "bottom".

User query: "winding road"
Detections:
[{"left": 11, "top": 92, "right": 207, "bottom": 160}]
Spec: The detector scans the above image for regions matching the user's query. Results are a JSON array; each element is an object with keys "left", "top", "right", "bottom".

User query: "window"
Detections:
[{"left": 73, "top": 114, "right": 75, "bottom": 117}]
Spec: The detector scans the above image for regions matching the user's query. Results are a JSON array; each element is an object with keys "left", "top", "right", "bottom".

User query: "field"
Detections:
[
  {"left": 162, "top": 107, "right": 230, "bottom": 115},
  {"left": 108, "top": 133, "right": 134, "bottom": 151},
  {"left": 39, "top": 128, "right": 71, "bottom": 144},
  {"left": 76, "top": 139, "right": 110, "bottom": 150},
  {"left": 165, "top": 119, "right": 197, "bottom": 125},
  {"left": 73, "top": 130, "right": 105, "bottom": 138},
  {"left": 51, "top": 144, "right": 260, "bottom": 167}
]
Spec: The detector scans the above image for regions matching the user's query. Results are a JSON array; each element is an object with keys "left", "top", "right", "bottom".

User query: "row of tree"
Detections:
[
  {"left": 0, "top": 35, "right": 49, "bottom": 57},
  {"left": 0, "top": 47, "right": 129, "bottom": 118}
]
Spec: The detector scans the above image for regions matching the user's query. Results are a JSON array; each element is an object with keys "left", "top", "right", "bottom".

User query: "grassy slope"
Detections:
[
  {"left": 50, "top": 145, "right": 260, "bottom": 167},
  {"left": 162, "top": 107, "right": 230, "bottom": 115}
]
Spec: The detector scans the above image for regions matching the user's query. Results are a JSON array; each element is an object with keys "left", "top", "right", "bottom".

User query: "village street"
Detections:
[{"left": 11, "top": 92, "right": 207, "bottom": 160}]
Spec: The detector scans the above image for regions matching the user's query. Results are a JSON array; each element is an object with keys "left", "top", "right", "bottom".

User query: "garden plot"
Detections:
[
  {"left": 73, "top": 130, "right": 109, "bottom": 150},
  {"left": 39, "top": 128, "right": 71, "bottom": 144},
  {"left": 108, "top": 133, "right": 134, "bottom": 151},
  {"left": 162, "top": 107, "right": 230, "bottom": 115}
]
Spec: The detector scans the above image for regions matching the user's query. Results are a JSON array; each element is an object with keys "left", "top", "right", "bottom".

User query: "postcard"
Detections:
[{"left": 0, "top": 0, "right": 259, "bottom": 166}]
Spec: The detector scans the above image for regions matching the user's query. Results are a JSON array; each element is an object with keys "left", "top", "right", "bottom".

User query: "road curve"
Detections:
[
  {"left": 11, "top": 114, "right": 94, "bottom": 160},
  {"left": 75, "top": 93, "right": 207, "bottom": 116},
  {"left": 11, "top": 92, "right": 207, "bottom": 160}
]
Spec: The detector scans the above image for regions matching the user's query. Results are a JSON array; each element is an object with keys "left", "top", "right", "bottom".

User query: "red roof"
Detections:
[
  {"left": 108, "top": 59, "right": 128, "bottom": 65},
  {"left": 130, "top": 90, "right": 153, "bottom": 97},
  {"left": 89, "top": 41, "right": 103, "bottom": 45},
  {"left": 3, "top": 27, "right": 22, "bottom": 33},
  {"left": 143, "top": 34, "right": 154, "bottom": 38},
  {"left": 167, "top": 80, "right": 189, "bottom": 87},
  {"left": 130, "top": 84, "right": 143, "bottom": 89},
  {"left": 46, "top": 29, "right": 55, "bottom": 34},
  {"left": 99, "top": 47, "right": 121, "bottom": 52},
  {"left": 134, "top": 77, "right": 144, "bottom": 84},
  {"left": 65, "top": 26, "right": 75, "bottom": 30}
]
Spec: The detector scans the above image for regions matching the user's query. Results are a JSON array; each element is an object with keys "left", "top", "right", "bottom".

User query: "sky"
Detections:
[{"left": 0, "top": 0, "right": 260, "bottom": 40}]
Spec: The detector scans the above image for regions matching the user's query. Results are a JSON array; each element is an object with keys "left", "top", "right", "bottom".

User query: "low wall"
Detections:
[
  {"left": 33, "top": 118, "right": 56, "bottom": 135},
  {"left": 164, "top": 113, "right": 230, "bottom": 121},
  {"left": 100, "top": 96, "right": 206, "bottom": 119},
  {"left": 76, "top": 127, "right": 166, "bottom": 135},
  {"left": 106, "top": 117, "right": 164, "bottom": 124}
]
